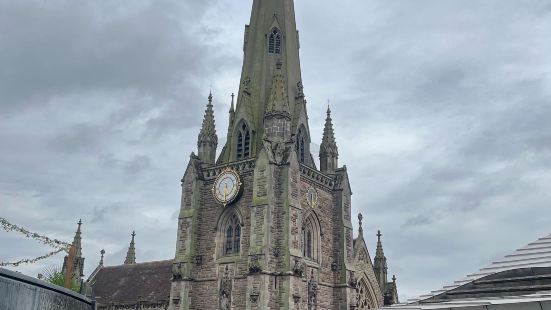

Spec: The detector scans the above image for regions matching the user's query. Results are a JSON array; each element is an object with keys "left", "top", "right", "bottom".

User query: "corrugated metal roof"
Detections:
[{"left": 409, "top": 233, "right": 551, "bottom": 303}]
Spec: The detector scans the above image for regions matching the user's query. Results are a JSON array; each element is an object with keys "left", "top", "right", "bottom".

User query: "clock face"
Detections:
[{"left": 212, "top": 169, "right": 242, "bottom": 206}]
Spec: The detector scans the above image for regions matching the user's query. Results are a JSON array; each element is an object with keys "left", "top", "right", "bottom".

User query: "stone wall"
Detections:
[{"left": 0, "top": 267, "right": 94, "bottom": 310}]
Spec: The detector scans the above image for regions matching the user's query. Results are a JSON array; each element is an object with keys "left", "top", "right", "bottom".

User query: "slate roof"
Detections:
[
  {"left": 403, "top": 233, "right": 551, "bottom": 305},
  {"left": 89, "top": 259, "right": 173, "bottom": 305}
]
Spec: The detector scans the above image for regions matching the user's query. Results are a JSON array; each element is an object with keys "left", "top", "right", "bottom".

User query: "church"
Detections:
[{"left": 83, "top": 0, "right": 399, "bottom": 309}]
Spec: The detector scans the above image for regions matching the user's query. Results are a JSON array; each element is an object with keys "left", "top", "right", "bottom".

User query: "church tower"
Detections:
[{"left": 168, "top": 0, "right": 396, "bottom": 309}]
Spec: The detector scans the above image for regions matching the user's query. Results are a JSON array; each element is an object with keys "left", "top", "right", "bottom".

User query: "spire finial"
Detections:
[
  {"left": 132, "top": 230, "right": 136, "bottom": 239},
  {"left": 99, "top": 249, "right": 105, "bottom": 266},
  {"left": 358, "top": 213, "right": 363, "bottom": 236},
  {"left": 230, "top": 93, "right": 235, "bottom": 112},
  {"left": 393, "top": 275, "right": 397, "bottom": 283},
  {"left": 377, "top": 230, "right": 382, "bottom": 242},
  {"left": 77, "top": 219, "right": 82, "bottom": 229},
  {"left": 327, "top": 100, "right": 331, "bottom": 114},
  {"left": 208, "top": 91, "right": 213, "bottom": 105}
]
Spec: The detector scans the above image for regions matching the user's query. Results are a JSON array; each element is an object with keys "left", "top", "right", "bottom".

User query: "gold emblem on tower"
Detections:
[{"left": 305, "top": 186, "right": 318, "bottom": 208}]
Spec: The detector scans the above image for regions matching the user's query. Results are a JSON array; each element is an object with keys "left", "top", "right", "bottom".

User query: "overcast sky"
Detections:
[{"left": 1, "top": 0, "right": 550, "bottom": 301}]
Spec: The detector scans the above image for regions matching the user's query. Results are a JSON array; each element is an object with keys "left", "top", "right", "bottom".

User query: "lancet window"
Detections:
[
  {"left": 224, "top": 214, "right": 241, "bottom": 255},
  {"left": 303, "top": 230, "right": 312, "bottom": 258},
  {"left": 236, "top": 121, "right": 251, "bottom": 160},
  {"left": 296, "top": 126, "right": 306, "bottom": 163},
  {"left": 302, "top": 214, "right": 320, "bottom": 262},
  {"left": 268, "top": 28, "right": 282, "bottom": 54}
]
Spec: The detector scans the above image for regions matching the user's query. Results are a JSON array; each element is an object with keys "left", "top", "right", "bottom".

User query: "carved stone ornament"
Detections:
[
  {"left": 263, "top": 138, "right": 292, "bottom": 166},
  {"left": 172, "top": 262, "right": 183, "bottom": 280},
  {"left": 272, "top": 247, "right": 281, "bottom": 258},
  {"left": 349, "top": 271, "right": 358, "bottom": 288},
  {"left": 242, "top": 77, "right": 251, "bottom": 95},
  {"left": 293, "top": 258, "right": 304, "bottom": 277},
  {"left": 249, "top": 255, "right": 262, "bottom": 274},
  {"left": 249, "top": 290, "right": 260, "bottom": 304},
  {"left": 358, "top": 250, "right": 367, "bottom": 263},
  {"left": 219, "top": 266, "right": 232, "bottom": 310},
  {"left": 293, "top": 294, "right": 301, "bottom": 304},
  {"left": 296, "top": 80, "right": 304, "bottom": 98}
]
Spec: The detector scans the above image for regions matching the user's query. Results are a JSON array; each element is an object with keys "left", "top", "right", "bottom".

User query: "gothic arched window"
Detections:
[
  {"left": 296, "top": 126, "right": 306, "bottom": 163},
  {"left": 302, "top": 214, "right": 320, "bottom": 262},
  {"left": 268, "top": 28, "right": 282, "bottom": 54},
  {"left": 356, "top": 279, "right": 376, "bottom": 309},
  {"left": 222, "top": 213, "right": 242, "bottom": 256},
  {"left": 236, "top": 121, "right": 251, "bottom": 160}
]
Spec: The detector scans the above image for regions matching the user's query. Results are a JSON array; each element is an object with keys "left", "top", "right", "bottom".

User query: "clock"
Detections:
[{"left": 212, "top": 168, "right": 242, "bottom": 206}]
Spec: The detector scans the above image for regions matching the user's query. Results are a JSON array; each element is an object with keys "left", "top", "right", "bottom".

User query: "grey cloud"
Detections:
[{"left": 1, "top": 0, "right": 550, "bottom": 303}]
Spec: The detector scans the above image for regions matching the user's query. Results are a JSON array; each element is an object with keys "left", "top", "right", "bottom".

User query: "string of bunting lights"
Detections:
[
  {"left": 0, "top": 217, "right": 71, "bottom": 249},
  {"left": 0, "top": 247, "right": 67, "bottom": 267},
  {"left": 0, "top": 217, "right": 71, "bottom": 267}
]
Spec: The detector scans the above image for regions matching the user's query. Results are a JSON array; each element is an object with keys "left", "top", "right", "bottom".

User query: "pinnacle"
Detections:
[
  {"left": 358, "top": 213, "right": 364, "bottom": 237},
  {"left": 99, "top": 249, "right": 105, "bottom": 267},
  {"left": 72, "top": 219, "right": 83, "bottom": 257},
  {"left": 198, "top": 92, "right": 217, "bottom": 143},
  {"left": 124, "top": 231, "right": 136, "bottom": 265},
  {"left": 230, "top": 93, "right": 235, "bottom": 113},
  {"left": 375, "top": 229, "right": 385, "bottom": 259},
  {"left": 321, "top": 105, "right": 337, "bottom": 150}
]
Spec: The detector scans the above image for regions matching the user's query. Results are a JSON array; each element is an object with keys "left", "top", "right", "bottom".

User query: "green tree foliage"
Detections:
[{"left": 42, "top": 265, "right": 81, "bottom": 292}]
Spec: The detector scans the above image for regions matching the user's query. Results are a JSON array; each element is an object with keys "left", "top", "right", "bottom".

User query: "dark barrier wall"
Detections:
[{"left": 0, "top": 268, "right": 94, "bottom": 310}]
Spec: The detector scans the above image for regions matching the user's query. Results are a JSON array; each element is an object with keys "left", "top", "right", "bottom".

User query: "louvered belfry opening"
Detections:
[
  {"left": 236, "top": 122, "right": 251, "bottom": 160},
  {"left": 268, "top": 28, "right": 281, "bottom": 54}
]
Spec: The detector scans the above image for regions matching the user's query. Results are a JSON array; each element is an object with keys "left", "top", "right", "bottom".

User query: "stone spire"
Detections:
[
  {"left": 374, "top": 230, "right": 388, "bottom": 293},
  {"left": 63, "top": 219, "right": 85, "bottom": 283},
  {"left": 217, "top": 0, "right": 312, "bottom": 162},
  {"left": 73, "top": 219, "right": 83, "bottom": 257},
  {"left": 319, "top": 105, "right": 339, "bottom": 173},
  {"left": 124, "top": 231, "right": 136, "bottom": 265},
  {"left": 197, "top": 92, "right": 218, "bottom": 164}
]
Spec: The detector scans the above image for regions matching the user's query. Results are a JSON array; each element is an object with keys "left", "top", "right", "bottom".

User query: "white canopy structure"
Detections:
[{"left": 384, "top": 233, "right": 551, "bottom": 310}]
